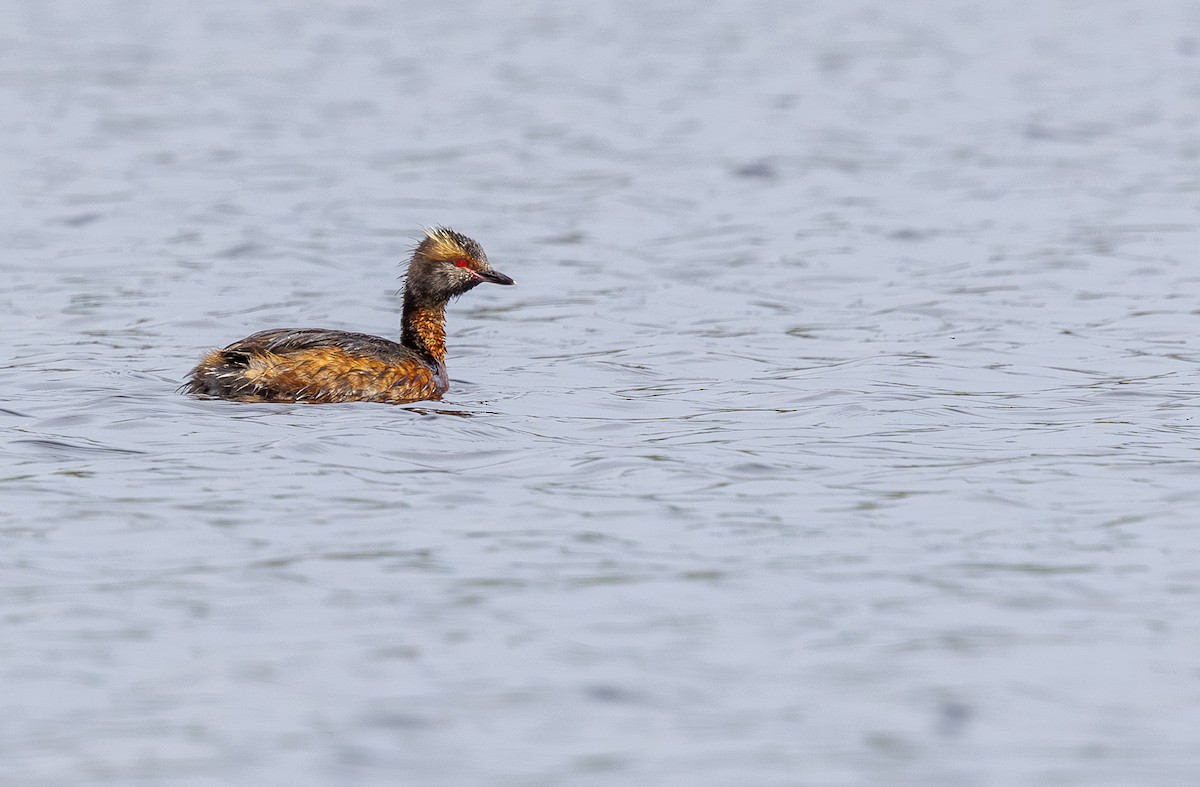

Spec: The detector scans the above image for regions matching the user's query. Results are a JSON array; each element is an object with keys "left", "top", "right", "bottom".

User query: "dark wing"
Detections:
[{"left": 226, "top": 328, "right": 419, "bottom": 365}]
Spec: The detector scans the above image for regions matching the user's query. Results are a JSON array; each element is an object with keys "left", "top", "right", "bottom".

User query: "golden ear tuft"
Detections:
[{"left": 419, "top": 226, "right": 477, "bottom": 262}]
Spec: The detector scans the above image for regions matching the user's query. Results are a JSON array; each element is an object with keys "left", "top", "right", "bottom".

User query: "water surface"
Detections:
[{"left": 3, "top": 2, "right": 1200, "bottom": 785}]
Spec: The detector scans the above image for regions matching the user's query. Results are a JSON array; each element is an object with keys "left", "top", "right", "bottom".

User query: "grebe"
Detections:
[{"left": 185, "top": 227, "right": 514, "bottom": 404}]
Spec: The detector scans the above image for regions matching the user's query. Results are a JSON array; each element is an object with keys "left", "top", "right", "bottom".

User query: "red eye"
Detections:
[{"left": 454, "top": 258, "right": 471, "bottom": 268}]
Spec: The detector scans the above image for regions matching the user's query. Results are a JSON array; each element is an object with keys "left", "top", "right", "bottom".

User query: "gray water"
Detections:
[{"left": 3, "top": 2, "right": 1200, "bottom": 785}]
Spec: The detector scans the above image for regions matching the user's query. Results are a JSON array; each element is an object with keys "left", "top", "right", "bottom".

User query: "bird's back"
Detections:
[{"left": 185, "top": 328, "right": 447, "bottom": 404}]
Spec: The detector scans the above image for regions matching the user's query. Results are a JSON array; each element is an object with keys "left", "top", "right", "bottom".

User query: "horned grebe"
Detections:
[{"left": 184, "top": 227, "right": 514, "bottom": 404}]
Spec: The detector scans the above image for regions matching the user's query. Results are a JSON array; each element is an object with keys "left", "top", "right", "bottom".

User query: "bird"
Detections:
[{"left": 184, "top": 226, "right": 514, "bottom": 404}]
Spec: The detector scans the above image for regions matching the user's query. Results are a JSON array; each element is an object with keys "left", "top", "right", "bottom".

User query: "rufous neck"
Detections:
[{"left": 400, "top": 295, "right": 447, "bottom": 363}]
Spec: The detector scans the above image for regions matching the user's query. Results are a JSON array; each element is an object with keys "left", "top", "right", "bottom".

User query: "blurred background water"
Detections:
[{"left": 3, "top": 1, "right": 1200, "bottom": 784}]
